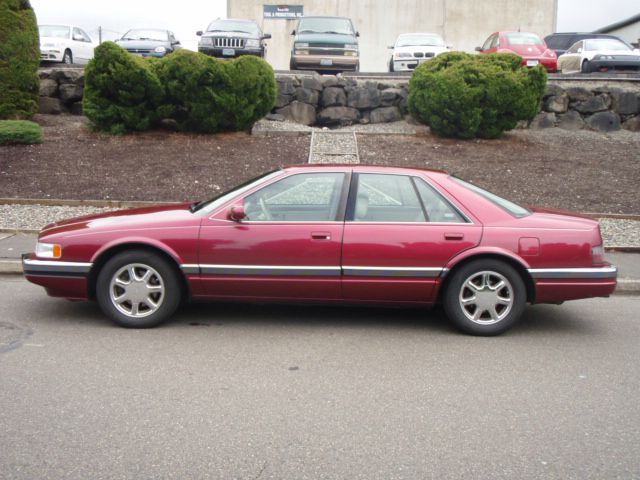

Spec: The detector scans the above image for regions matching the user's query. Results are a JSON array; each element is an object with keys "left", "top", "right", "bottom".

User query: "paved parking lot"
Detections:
[{"left": 1, "top": 277, "right": 639, "bottom": 479}]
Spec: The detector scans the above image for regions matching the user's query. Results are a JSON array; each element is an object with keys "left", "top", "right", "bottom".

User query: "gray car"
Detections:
[
  {"left": 116, "top": 28, "right": 181, "bottom": 57},
  {"left": 197, "top": 19, "right": 271, "bottom": 59}
]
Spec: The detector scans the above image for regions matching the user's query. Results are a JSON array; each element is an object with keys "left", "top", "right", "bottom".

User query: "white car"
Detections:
[
  {"left": 557, "top": 38, "right": 640, "bottom": 74},
  {"left": 39, "top": 25, "right": 96, "bottom": 64},
  {"left": 388, "top": 33, "right": 450, "bottom": 72}
]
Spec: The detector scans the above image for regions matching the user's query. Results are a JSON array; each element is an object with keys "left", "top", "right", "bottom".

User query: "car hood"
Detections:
[
  {"left": 201, "top": 31, "right": 255, "bottom": 39},
  {"left": 116, "top": 39, "right": 169, "bottom": 49},
  {"left": 40, "top": 35, "right": 69, "bottom": 44},
  {"left": 588, "top": 49, "right": 639, "bottom": 57},
  {"left": 39, "top": 203, "right": 197, "bottom": 238},
  {"left": 295, "top": 32, "right": 357, "bottom": 45}
]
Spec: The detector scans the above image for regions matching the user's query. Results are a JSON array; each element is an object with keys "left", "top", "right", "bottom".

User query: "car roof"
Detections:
[{"left": 299, "top": 16, "right": 352, "bottom": 20}]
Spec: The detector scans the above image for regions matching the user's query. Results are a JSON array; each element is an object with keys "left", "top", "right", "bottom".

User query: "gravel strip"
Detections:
[
  {"left": 252, "top": 119, "right": 424, "bottom": 136},
  {"left": 311, "top": 154, "right": 360, "bottom": 164},
  {"left": 312, "top": 132, "right": 357, "bottom": 155},
  {"left": 1, "top": 205, "right": 638, "bottom": 248}
]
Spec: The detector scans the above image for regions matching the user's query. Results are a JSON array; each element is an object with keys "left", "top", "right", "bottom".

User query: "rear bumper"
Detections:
[
  {"left": 520, "top": 57, "right": 557, "bottom": 73},
  {"left": 22, "top": 254, "right": 91, "bottom": 300},
  {"left": 529, "top": 265, "right": 617, "bottom": 303}
]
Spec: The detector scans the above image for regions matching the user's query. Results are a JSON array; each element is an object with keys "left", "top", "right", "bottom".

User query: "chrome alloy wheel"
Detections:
[
  {"left": 458, "top": 271, "right": 514, "bottom": 325},
  {"left": 109, "top": 263, "right": 165, "bottom": 318}
]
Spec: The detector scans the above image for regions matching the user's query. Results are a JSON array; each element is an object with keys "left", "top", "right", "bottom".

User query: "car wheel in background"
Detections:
[
  {"left": 96, "top": 250, "right": 181, "bottom": 328},
  {"left": 289, "top": 58, "right": 296, "bottom": 71},
  {"left": 63, "top": 49, "right": 73, "bottom": 64},
  {"left": 443, "top": 259, "right": 526, "bottom": 336},
  {"left": 581, "top": 60, "right": 591, "bottom": 73}
]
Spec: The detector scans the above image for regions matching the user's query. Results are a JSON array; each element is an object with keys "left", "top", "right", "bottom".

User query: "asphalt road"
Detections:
[{"left": 1, "top": 277, "right": 639, "bottom": 480}]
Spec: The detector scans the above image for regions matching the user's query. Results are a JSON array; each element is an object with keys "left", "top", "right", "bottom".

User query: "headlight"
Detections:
[
  {"left": 245, "top": 39, "right": 260, "bottom": 48},
  {"left": 36, "top": 242, "right": 62, "bottom": 259},
  {"left": 154, "top": 46, "right": 167, "bottom": 53},
  {"left": 345, "top": 44, "right": 358, "bottom": 50},
  {"left": 199, "top": 37, "right": 213, "bottom": 46},
  {"left": 394, "top": 52, "right": 412, "bottom": 58},
  {"left": 594, "top": 54, "right": 614, "bottom": 60}
]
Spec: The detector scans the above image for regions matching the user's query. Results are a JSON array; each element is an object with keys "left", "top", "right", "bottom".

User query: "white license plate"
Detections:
[
  {"left": 222, "top": 48, "right": 235, "bottom": 56},
  {"left": 526, "top": 60, "right": 539, "bottom": 67},
  {"left": 320, "top": 59, "right": 333, "bottom": 66}
]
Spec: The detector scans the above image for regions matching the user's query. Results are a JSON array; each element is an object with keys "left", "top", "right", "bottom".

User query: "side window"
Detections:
[
  {"left": 414, "top": 179, "right": 467, "bottom": 223},
  {"left": 482, "top": 35, "right": 494, "bottom": 51},
  {"left": 567, "top": 41, "right": 581, "bottom": 54},
  {"left": 73, "top": 28, "right": 82, "bottom": 41},
  {"left": 491, "top": 35, "right": 500, "bottom": 48},
  {"left": 79, "top": 29, "right": 92, "bottom": 42},
  {"left": 243, "top": 172, "right": 344, "bottom": 222},
  {"left": 352, "top": 174, "right": 425, "bottom": 222}
]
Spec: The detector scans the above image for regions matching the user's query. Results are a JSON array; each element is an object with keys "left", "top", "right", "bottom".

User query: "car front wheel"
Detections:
[
  {"left": 443, "top": 259, "right": 526, "bottom": 336},
  {"left": 96, "top": 250, "right": 181, "bottom": 328},
  {"left": 581, "top": 60, "right": 591, "bottom": 73},
  {"left": 63, "top": 49, "right": 73, "bottom": 64}
]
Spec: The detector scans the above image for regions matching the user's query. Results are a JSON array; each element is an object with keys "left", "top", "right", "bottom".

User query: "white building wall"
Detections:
[
  {"left": 229, "top": 0, "right": 557, "bottom": 72},
  {"left": 604, "top": 23, "right": 640, "bottom": 47}
]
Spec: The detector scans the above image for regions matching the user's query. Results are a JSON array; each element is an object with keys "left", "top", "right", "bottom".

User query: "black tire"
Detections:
[
  {"left": 96, "top": 250, "right": 181, "bottom": 328},
  {"left": 289, "top": 58, "right": 296, "bottom": 71},
  {"left": 443, "top": 259, "right": 526, "bottom": 336},
  {"left": 63, "top": 49, "right": 73, "bottom": 64},
  {"left": 581, "top": 60, "right": 591, "bottom": 74},
  {"left": 389, "top": 59, "right": 394, "bottom": 73}
]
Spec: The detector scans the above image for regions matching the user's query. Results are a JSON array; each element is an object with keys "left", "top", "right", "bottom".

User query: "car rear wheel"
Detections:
[
  {"left": 96, "top": 250, "right": 181, "bottom": 328},
  {"left": 443, "top": 259, "right": 526, "bottom": 336},
  {"left": 63, "top": 49, "right": 73, "bottom": 64}
]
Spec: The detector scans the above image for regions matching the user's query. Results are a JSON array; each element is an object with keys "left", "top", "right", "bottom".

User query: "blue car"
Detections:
[{"left": 116, "top": 28, "right": 181, "bottom": 57}]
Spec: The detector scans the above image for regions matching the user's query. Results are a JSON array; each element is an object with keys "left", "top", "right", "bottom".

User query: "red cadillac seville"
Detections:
[{"left": 23, "top": 165, "right": 617, "bottom": 335}]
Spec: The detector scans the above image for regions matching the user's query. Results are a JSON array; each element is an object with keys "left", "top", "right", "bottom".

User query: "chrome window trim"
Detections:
[{"left": 528, "top": 266, "right": 617, "bottom": 279}]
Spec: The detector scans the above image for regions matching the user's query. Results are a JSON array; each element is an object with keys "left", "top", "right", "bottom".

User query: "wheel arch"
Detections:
[
  {"left": 87, "top": 242, "right": 191, "bottom": 302},
  {"left": 439, "top": 251, "right": 536, "bottom": 304}
]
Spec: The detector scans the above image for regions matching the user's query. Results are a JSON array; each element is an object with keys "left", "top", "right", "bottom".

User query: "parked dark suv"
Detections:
[
  {"left": 544, "top": 32, "right": 625, "bottom": 58},
  {"left": 197, "top": 19, "right": 271, "bottom": 59}
]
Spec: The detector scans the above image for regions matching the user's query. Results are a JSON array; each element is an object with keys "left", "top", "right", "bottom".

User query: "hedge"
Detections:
[
  {"left": 84, "top": 44, "right": 277, "bottom": 134},
  {"left": 408, "top": 52, "right": 547, "bottom": 139},
  {"left": 0, "top": 120, "right": 43, "bottom": 144},
  {"left": 0, "top": 0, "right": 40, "bottom": 119}
]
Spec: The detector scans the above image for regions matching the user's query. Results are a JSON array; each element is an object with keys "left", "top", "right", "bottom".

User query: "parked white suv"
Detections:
[
  {"left": 388, "top": 33, "right": 450, "bottom": 72},
  {"left": 39, "top": 25, "right": 96, "bottom": 64}
]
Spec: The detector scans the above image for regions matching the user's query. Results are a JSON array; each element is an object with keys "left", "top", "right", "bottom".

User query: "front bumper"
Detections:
[
  {"left": 529, "top": 265, "right": 617, "bottom": 303},
  {"left": 22, "top": 254, "right": 91, "bottom": 300},
  {"left": 393, "top": 57, "right": 434, "bottom": 71},
  {"left": 589, "top": 59, "right": 640, "bottom": 72},
  {"left": 198, "top": 46, "right": 263, "bottom": 58},
  {"left": 291, "top": 54, "right": 358, "bottom": 71},
  {"left": 40, "top": 50, "right": 64, "bottom": 62}
]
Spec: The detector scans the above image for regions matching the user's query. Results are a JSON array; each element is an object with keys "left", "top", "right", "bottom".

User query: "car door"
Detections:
[
  {"left": 341, "top": 173, "right": 482, "bottom": 304},
  {"left": 561, "top": 41, "right": 582, "bottom": 72},
  {"left": 197, "top": 171, "right": 348, "bottom": 301},
  {"left": 71, "top": 27, "right": 90, "bottom": 63}
]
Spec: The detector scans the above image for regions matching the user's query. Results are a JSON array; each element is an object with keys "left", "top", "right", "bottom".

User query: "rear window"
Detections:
[
  {"left": 452, "top": 177, "right": 530, "bottom": 218},
  {"left": 505, "top": 32, "right": 543, "bottom": 46}
]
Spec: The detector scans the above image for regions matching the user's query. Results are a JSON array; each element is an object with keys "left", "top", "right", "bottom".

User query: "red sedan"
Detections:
[
  {"left": 477, "top": 31, "right": 557, "bottom": 72},
  {"left": 23, "top": 165, "right": 616, "bottom": 335}
]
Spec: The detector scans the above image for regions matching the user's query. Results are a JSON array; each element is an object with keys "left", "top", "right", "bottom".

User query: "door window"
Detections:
[
  {"left": 482, "top": 35, "right": 494, "bottom": 51},
  {"left": 414, "top": 179, "right": 467, "bottom": 223},
  {"left": 350, "top": 173, "right": 425, "bottom": 222},
  {"left": 243, "top": 172, "right": 345, "bottom": 222}
]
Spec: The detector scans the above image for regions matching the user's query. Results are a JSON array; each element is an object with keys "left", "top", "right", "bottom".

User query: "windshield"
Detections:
[
  {"left": 452, "top": 177, "right": 531, "bottom": 218},
  {"left": 396, "top": 34, "right": 444, "bottom": 47},
  {"left": 505, "top": 32, "right": 543, "bottom": 46},
  {"left": 122, "top": 29, "right": 168, "bottom": 41},
  {"left": 585, "top": 39, "right": 631, "bottom": 52},
  {"left": 206, "top": 20, "right": 259, "bottom": 35},
  {"left": 297, "top": 17, "right": 354, "bottom": 35},
  {"left": 39, "top": 25, "right": 70, "bottom": 38},
  {"left": 192, "top": 170, "right": 282, "bottom": 214}
]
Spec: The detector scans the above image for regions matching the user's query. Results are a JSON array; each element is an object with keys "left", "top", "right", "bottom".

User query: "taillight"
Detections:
[{"left": 591, "top": 245, "right": 605, "bottom": 264}]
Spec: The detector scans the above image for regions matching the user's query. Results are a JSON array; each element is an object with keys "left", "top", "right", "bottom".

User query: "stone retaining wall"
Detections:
[{"left": 37, "top": 68, "right": 640, "bottom": 132}]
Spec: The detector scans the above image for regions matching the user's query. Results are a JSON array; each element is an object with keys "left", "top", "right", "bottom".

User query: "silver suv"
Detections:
[{"left": 197, "top": 19, "right": 271, "bottom": 59}]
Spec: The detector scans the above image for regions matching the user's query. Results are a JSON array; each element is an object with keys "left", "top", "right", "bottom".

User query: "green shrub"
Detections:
[
  {"left": 408, "top": 52, "right": 547, "bottom": 139},
  {"left": 155, "top": 50, "right": 276, "bottom": 133},
  {"left": 83, "top": 42, "right": 164, "bottom": 134},
  {"left": 0, "top": 119, "right": 43, "bottom": 144},
  {"left": 0, "top": 0, "right": 40, "bottom": 119}
]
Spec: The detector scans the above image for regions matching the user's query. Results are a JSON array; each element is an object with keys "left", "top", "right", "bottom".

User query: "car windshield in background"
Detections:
[
  {"left": 122, "top": 29, "right": 168, "bottom": 41},
  {"left": 585, "top": 39, "right": 631, "bottom": 51},
  {"left": 452, "top": 177, "right": 531, "bottom": 218},
  {"left": 207, "top": 20, "right": 259, "bottom": 35},
  {"left": 39, "top": 25, "right": 70, "bottom": 38},
  {"left": 298, "top": 18, "right": 353, "bottom": 35},
  {"left": 397, "top": 34, "right": 444, "bottom": 47},
  {"left": 505, "top": 33, "right": 543, "bottom": 46}
]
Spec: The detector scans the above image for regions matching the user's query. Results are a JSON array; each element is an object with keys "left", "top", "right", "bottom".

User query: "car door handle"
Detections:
[
  {"left": 311, "top": 232, "right": 331, "bottom": 240},
  {"left": 444, "top": 232, "right": 464, "bottom": 240}
]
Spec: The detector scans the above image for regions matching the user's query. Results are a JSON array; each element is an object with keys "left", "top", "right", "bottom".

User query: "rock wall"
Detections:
[{"left": 37, "top": 68, "right": 640, "bottom": 132}]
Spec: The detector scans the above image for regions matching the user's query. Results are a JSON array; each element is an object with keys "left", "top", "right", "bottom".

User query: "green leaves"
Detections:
[
  {"left": 408, "top": 52, "right": 547, "bottom": 139},
  {"left": 0, "top": 119, "right": 43, "bottom": 144},
  {"left": 83, "top": 44, "right": 277, "bottom": 134}
]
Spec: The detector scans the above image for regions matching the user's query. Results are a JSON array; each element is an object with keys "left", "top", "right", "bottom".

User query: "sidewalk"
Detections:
[{"left": 2, "top": 232, "right": 638, "bottom": 295}]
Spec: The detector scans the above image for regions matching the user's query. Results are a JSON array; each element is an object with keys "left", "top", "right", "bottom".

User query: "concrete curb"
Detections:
[{"left": 1, "top": 259, "right": 638, "bottom": 295}]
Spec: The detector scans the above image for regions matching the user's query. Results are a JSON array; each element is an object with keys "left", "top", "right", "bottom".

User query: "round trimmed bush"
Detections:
[
  {"left": 0, "top": 119, "right": 43, "bottom": 144},
  {"left": 408, "top": 52, "right": 547, "bottom": 139},
  {"left": 83, "top": 42, "right": 164, "bottom": 134},
  {"left": 0, "top": 0, "right": 40, "bottom": 119}
]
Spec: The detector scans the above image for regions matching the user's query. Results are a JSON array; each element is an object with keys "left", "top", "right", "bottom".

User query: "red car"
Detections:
[
  {"left": 477, "top": 31, "right": 557, "bottom": 72},
  {"left": 23, "top": 165, "right": 616, "bottom": 335}
]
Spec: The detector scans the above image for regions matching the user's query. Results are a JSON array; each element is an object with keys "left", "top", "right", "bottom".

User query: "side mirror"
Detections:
[
  {"left": 263, "top": 33, "right": 272, "bottom": 40},
  {"left": 577, "top": 48, "right": 582, "bottom": 53},
  {"left": 229, "top": 205, "right": 246, "bottom": 222},
  {"left": 356, "top": 32, "right": 360, "bottom": 37},
  {"left": 475, "top": 46, "right": 483, "bottom": 52},
  {"left": 446, "top": 45, "right": 453, "bottom": 49},
  {"left": 196, "top": 30, "right": 203, "bottom": 36},
  {"left": 291, "top": 29, "right": 296, "bottom": 35},
  {"left": 387, "top": 45, "right": 394, "bottom": 49}
]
